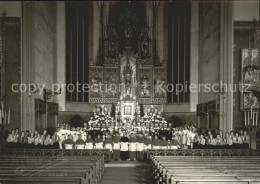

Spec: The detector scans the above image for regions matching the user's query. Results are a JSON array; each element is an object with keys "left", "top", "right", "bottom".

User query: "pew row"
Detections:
[
  {"left": 152, "top": 156, "right": 260, "bottom": 184},
  {"left": 0, "top": 156, "right": 104, "bottom": 184}
]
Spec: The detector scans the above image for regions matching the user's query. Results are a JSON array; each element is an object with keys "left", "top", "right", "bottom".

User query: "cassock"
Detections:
[
  {"left": 63, "top": 138, "right": 74, "bottom": 149},
  {"left": 75, "top": 139, "right": 85, "bottom": 149},
  {"left": 112, "top": 136, "right": 121, "bottom": 160},
  {"left": 136, "top": 136, "right": 145, "bottom": 160},
  {"left": 104, "top": 137, "right": 113, "bottom": 151},
  {"left": 129, "top": 137, "right": 137, "bottom": 160},
  {"left": 94, "top": 138, "right": 103, "bottom": 149},
  {"left": 85, "top": 138, "right": 94, "bottom": 149},
  {"left": 120, "top": 136, "right": 129, "bottom": 161}
]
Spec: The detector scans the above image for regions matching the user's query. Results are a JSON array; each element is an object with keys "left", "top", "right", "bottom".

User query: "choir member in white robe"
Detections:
[
  {"left": 112, "top": 133, "right": 121, "bottom": 161},
  {"left": 94, "top": 134, "right": 103, "bottom": 149},
  {"left": 63, "top": 135, "right": 74, "bottom": 149},
  {"left": 44, "top": 134, "right": 53, "bottom": 148},
  {"left": 169, "top": 136, "right": 180, "bottom": 149},
  {"left": 136, "top": 134, "right": 145, "bottom": 161},
  {"left": 120, "top": 133, "right": 129, "bottom": 161},
  {"left": 85, "top": 135, "right": 94, "bottom": 150},
  {"left": 27, "top": 133, "right": 35, "bottom": 148},
  {"left": 7, "top": 129, "right": 17, "bottom": 143},
  {"left": 34, "top": 134, "right": 43, "bottom": 147},
  {"left": 75, "top": 134, "right": 85, "bottom": 149},
  {"left": 152, "top": 135, "right": 161, "bottom": 150},
  {"left": 104, "top": 134, "right": 113, "bottom": 152},
  {"left": 129, "top": 134, "right": 137, "bottom": 161}
]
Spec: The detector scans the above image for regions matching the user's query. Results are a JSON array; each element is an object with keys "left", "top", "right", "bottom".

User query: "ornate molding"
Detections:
[
  {"left": 0, "top": 149, "right": 112, "bottom": 162},
  {"left": 147, "top": 149, "right": 260, "bottom": 159}
]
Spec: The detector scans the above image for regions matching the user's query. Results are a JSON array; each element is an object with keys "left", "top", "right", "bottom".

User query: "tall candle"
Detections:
[
  {"left": 245, "top": 112, "right": 247, "bottom": 126},
  {"left": 247, "top": 111, "right": 250, "bottom": 126},
  {"left": 251, "top": 106, "right": 253, "bottom": 119},
  {"left": 253, "top": 112, "right": 255, "bottom": 126},
  {"left": 4, "top": 110, "right": 6, "bottom": 124},
  {"left": 1, "top": 105, "right": 3, "bottom": 118},
  {"left": 0, "top": 109, "right": 2, "bottom": 125},
  {"left": 8, "top": 110, "right": 10, "bottom": 125},
  {"left": 256, "top": 112, "right": 258, "bottom": 126}
]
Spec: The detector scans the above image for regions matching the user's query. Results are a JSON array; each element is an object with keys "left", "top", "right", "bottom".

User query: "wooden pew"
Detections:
[
  {"left": 152, "top": 156, "right": 260, "bottom": 184},
  {"left": 0, "top": 156, "right": 104, "bottom": 184}
]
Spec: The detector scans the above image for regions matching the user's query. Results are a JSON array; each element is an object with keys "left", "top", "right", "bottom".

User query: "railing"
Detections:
[
  {"left": 147, "top": 149, "right": 260, "bottom": 159},
  {"left": 0, "top": 149, "right": 112, "bottom": 162},
  {"left": 1, "top": 149, "right": 259, "bottom": 161}
]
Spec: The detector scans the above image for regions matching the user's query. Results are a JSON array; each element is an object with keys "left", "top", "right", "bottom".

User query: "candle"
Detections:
[
  {"left": 253, "top": 111, "right": 255, "bottom": 126},
  {"left": 1, "top": 105, "right": 3, "bottom": 118},
  {"left": 245, "top": 111, "right": 247, "bottom": 126},
  {"left": 0, "top": 109, "right": 1, "bottom": 125},
  {"left": 251, "top": 106, "right": 253, "bottom": 119},
  {"left": 256, "top": 112, "right": 258, "bottom": 126},
  {"left": 4, "top": 110, "right": 6, "bottom": 124},
  {"left": 247, "top": 111, "right": 250, "bottom": 126},
  {"left": 8, "top": 110, "right": 10, "bottom": 125}
]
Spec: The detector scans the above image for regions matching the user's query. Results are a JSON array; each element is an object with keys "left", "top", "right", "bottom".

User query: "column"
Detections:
[
  {"left": 55, "top": 2, "right": 66, "bottom": 111},
  {"left": 21, "top": 2, "right": 35, "bottom": 131},
  {"left": 190, "top": 1, "right": 199, "bottom": 112},
  {"left": 219, "top": 0, "right": 234, "bottom": 133}
]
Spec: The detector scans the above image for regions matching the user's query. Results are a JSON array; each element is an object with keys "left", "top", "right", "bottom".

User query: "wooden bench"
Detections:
[
  {"left": 152, "top": 156, "right": 260, "bottom": 184},
  {"left": 0, "top": 156, "right": 104, "bottom": 184},
  {"left": 0, "top": 157, "right": 104, "bottom": 182}
]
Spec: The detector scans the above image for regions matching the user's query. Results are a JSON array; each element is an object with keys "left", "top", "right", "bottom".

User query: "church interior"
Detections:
[{"left": 0, "top": 1, "right": 259, "bottom": 184}]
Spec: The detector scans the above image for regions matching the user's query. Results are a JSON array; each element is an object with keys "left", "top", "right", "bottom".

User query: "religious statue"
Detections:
[
  {"left": 123, "top": 59, "right": 133, "bottom": 100},
  {"left": 104, "top": 26, "right": 119, "bottom": 59},
  {"left": 138, "top": 25, "right": 151, "bottom": 59}
]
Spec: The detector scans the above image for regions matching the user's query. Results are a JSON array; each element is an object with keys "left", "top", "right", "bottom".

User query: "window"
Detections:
[
  {"left": 167, "top": 1, "right": 191, "bottom": 103},
  {"left": 66, "top": 2, "right": 89, "bottom": 102}
]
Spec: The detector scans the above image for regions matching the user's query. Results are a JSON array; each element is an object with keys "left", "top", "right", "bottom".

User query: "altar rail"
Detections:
[
  {"left": 0, "top": 149, "right": 112, "bottom": 162},
  {"left": 147, "top": 149, "right": 260, "bottom": 159}
]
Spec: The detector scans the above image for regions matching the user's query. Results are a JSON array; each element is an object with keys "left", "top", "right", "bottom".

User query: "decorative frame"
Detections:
[
  {"left": 103, "top": 67, "right": 120, "bottom": 98},
  {"left": 153, "top": 67, "right": 167, "bottom": 104},
  {"left": 240, "top": 48, "right": 260, "bottom": 110},
  {"left": 89, "top": 66, "right": 104, "bottom": 103},
  {"left": 124, "top": 105, "right": 132, "bottom": 115},
  {"left": 137, "top": 67, "right": 152, "bottom": 98}
]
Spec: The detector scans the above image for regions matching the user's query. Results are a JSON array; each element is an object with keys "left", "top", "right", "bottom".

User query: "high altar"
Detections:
[{"left": 89, "top": 3, "right": 167, "bottom": 120}]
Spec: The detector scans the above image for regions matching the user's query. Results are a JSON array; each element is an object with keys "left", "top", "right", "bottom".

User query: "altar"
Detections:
[{"left": 88, "top": 8, "right": 167, "bottom": 121}]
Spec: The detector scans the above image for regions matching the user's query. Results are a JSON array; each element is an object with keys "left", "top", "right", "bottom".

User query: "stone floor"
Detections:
[{"left": 101, "top": 161, "right": 153, "bottom": 184}]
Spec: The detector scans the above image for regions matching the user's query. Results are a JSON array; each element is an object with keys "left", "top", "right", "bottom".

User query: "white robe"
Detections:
[{"left": 120, "top": 142, "right": 129, "bottom": 151}]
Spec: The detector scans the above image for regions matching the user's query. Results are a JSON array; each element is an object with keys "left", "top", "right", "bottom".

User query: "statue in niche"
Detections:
[
  {"left": 138, "top": 25, "right": 151, "bottom": 59},
  {"left": 139, "top": 75, "right": 150, "bottom": 97},
  {"left": 123, "top": 58, "right": 133, "bottom": 100},
  {"left": 119, "top": 7, "right": 137, "bottom": 47},
  {"left": 104, "top": 25, "right": 119, "bottom": 59}
]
